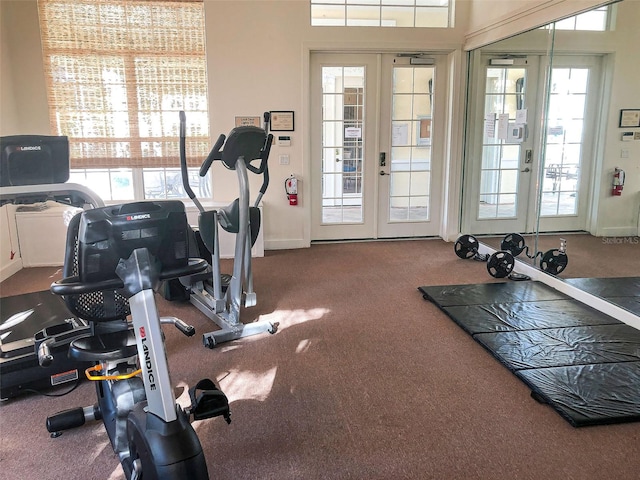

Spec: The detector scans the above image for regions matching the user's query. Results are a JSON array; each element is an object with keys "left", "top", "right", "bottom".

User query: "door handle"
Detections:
[
  {"left": 380, "top": 171, "right": 388, "bottom": 176},
  {"left": 521, "top": 167, "right": 530, "bottom": 173}
]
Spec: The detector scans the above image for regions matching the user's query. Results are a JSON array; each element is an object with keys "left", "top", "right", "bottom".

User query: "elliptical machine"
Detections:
[
  {"left": 43, "top": 201, "right": 231, "bottom": 480},
  {"left": 178, "top": 111, "right": 278, "bottom": 348}
]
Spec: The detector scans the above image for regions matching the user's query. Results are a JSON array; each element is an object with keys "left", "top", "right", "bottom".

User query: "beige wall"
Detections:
[
  {"left": 1, "top": 5, "right": 18, "bottom": 135},
  {"left": 0, "top": 1, "right": 49, "bottom": 136},
  {"left": 597, "top": 1, "right": 640, "bottom": 236}
]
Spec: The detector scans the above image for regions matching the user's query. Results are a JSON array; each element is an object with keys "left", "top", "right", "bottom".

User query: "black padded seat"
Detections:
[
  {"left": 218, "top": 199, "right": 240, "bottom": 233},
  {"left": 69, "top": 329, "right": 137, "bottom": 363}
]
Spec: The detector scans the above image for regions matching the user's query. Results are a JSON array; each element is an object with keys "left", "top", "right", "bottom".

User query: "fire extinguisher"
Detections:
[
  {"left": 285, "top": 174, "right": 298, "bottom": 206},
  {"left": 612, "top": 167, "right": 625, "bottom": 196}
]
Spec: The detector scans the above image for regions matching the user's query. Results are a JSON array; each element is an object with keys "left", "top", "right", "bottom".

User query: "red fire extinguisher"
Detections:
[
  {"left": 612, "top": 167, "right": 625, "bottom": 196},
  {"left": 285, "top": 174, "right": 298, "bottom": 206}
]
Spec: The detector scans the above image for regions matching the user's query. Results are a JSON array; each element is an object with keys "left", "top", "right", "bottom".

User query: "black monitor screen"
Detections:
[{"left": 0, "top": 135, "right": 70, "bottom": 187}]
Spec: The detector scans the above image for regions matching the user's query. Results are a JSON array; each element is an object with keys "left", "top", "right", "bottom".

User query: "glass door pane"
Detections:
[
  {"left": 478, "top": 66, "right": 526, "bottom": 219},
  {"left": 321, "top": 66, "right": 366, "bottom": 224},
  {"left": 389, "top": 66, "right": 433, "bottom": 222},
  {"left": 541, "top": 67, "right": 588, "bottom": 216}
]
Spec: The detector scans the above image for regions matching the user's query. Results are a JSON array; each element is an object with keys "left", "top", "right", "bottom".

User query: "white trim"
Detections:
[
  {"left": 440, "top": 49, "right": 466, "bottom": 242},
  {"left": 265, "top": 239, "right": 309, "bottom": 251},
  {"left": 478, "top": 242, "right": 640, "bottom": 330},
  {"left": 302, "top": 43, "right": 313, "bottom": 248},
  {"left": 599, "top": 226, "right": 640, "bottom": 237}
]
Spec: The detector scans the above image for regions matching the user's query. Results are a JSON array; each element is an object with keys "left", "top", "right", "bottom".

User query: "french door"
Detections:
[
  {"left": 310, "top": 52, "right": 446, "bottom": 241},
  {"left": 463, "top": 53, "right": 601, "bottom": 235}
]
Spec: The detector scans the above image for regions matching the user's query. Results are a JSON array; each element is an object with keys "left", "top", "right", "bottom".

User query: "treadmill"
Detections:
[
  {"left": 0, "top": 291, "right": 92, "bottom": 399},
  {"left": 0, "top": 134, "right": 102, "bottom": 399}
]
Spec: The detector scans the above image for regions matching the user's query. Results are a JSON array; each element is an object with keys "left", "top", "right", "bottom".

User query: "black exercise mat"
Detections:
[
  {"left": 474, "top": 324, "right": 640, "bottom": 371},
  {"left": 418, "top": 281, "right": 565, "bottom": 307},
  {"left": 517, "top": 362, "right": 640, "bottom": 427},
  {"left": 442, "top": 299, "right": 621, "bottom": 335},
  {"left": 419, "top": 280, "right": 640, "bottom": 427}
]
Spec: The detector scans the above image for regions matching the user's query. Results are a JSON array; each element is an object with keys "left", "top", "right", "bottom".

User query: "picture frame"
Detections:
[
  {"left": 270, "top": 111, "right": 295, "bottom": 131},
  {"left": 619, "top": 109, "right": 640, "bottom": 128}
]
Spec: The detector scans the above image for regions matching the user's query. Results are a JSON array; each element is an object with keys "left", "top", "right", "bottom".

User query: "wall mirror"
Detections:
[{"left": 461, "top": 0, "right": 639, "bottom": 312}]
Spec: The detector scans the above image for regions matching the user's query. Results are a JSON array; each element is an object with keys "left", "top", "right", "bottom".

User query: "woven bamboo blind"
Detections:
[{"left": 38, "top": 0, "right": 210, "bottom": 168}]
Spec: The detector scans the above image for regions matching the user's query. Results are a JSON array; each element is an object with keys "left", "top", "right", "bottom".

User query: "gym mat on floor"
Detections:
[
  {"left": 418, "top": 279, "right": 640, "bottom": 427},
  {"left": 441, "top": 299, "right": 620, "bottom": 335},
  {"left": 517, "top": 362, "right": 640, "bottom": 427}
]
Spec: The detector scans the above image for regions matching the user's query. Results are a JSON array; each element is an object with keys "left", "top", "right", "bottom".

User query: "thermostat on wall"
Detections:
[{"left": 277, "top": 136, "right": 291, "bottom": 147}]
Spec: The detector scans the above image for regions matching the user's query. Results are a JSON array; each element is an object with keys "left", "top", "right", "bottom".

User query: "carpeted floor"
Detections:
[{"left": 1, "top": 235, "right": 639, "bottom": 480}]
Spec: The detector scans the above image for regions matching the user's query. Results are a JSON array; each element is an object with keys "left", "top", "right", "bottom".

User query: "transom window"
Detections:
[{"left": 311, "top": 0, "right": 452, "bottom": 28}]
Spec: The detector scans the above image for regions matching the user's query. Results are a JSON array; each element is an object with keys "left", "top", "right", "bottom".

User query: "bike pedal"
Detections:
[{"left": 189, "top": 379, "right": 231, "bottom": 424}]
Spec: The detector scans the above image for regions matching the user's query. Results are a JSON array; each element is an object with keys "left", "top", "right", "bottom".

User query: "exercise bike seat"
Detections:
[
  {"left": 69, "top": 328, "right": 137, "bottom": 362},
  {"left": 53, "top": 203, "right": 208, "bottom": 360}
]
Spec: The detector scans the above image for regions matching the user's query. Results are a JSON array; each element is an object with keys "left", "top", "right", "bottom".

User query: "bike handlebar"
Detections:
[
  {"left": 199, "top": 134, "right": 225, "bottom": 177},
  {"left": 179, "top": 111, "right": 271, "bottom": 205},
  {"left": 179, "top": 111, "right": 197, "bottom": 203}
]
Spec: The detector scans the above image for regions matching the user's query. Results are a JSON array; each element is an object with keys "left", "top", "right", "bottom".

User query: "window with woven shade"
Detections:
[{"left": 38, "top": 0, "right": 210, "bottom": 201}]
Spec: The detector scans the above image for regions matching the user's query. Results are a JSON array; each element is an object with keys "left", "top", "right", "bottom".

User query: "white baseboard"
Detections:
[
  {"left": 265, "top": 239, "right": 309, "bottom": 251},
  {"left": 0, "top": 259, "right": 23, "bottom": 283},
  {"left": 598, "top": 226, "right": 639, "bottom": 237}
]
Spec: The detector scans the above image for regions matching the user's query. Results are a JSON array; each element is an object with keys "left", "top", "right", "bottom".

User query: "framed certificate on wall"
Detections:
[
  {"left": 270, "top": 111, "right": 295, "bottom": 131},
  {"left": 619, "top": 109, "right": 640, "bottom": 128}
]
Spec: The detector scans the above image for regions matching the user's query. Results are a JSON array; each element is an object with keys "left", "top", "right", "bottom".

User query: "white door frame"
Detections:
[{"left": 310, "top": 51, "right": 448, "bottom": 242}]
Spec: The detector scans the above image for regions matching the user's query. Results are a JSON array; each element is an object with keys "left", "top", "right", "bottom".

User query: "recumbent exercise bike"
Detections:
[
  {"left": 178, "top": 111, "right": 278, "bottom": 348},
  {"left": 42, "top": 201, "right": 231, "bottom": 479}
]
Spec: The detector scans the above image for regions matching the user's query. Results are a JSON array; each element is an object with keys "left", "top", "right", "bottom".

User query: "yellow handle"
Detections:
[{"left": 85, "top": 364, "right": 141, "bottom": 381}]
